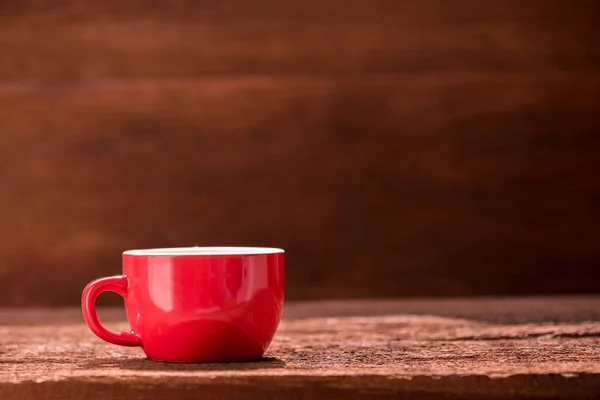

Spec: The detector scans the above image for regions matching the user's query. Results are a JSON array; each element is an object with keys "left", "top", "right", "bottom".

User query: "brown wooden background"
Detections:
[{"left": 0, "top": 0, "right": 599, "bottom": 306}]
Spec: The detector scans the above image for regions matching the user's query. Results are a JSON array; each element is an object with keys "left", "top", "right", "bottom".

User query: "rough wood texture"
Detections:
[
  {"left": 1, "top": 297, "right": 600, "bottom": 399},
  {"left": 0, "top": 0, "right": 599, "bottom": 306}
]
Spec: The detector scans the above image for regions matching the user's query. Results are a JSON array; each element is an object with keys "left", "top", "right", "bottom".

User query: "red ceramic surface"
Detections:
[{"left": 82, "top": 247, "right": 285, "bottom": 362}]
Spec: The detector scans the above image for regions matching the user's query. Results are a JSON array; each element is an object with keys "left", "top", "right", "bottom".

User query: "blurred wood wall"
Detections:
[{"left": 0, "top": 0, "right": 598, "bottom": 306}]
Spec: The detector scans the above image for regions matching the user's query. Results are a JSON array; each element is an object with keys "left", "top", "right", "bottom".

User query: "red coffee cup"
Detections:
[{"left": 81, "top": 247, "right": 285, "bottom": 362}]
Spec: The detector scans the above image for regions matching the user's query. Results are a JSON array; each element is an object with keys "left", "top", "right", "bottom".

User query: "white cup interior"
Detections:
[{"left": 123, "top": 246, "right": 284, "bottom": 256}]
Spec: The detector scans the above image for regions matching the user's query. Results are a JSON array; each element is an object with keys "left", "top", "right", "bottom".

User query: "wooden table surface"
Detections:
[{"left": 1, "top": 297, "right": 599, "bottom": 399}]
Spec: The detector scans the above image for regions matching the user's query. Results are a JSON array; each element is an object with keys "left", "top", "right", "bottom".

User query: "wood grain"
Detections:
[
  {"left": 0, "top": 0, "right": 598, "bottom": 78},
  {"left": 0, "top": 76, "right": 599, "bottom": 305},
  {"left": 0, "top": 0, "right": 599, "bottom": 305},
  {"left": 1, "top": 298, "right": 600, "bottom": 399}
]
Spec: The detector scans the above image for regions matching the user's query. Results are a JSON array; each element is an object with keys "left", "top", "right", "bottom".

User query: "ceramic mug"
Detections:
[{"left": 81, "top": 247, "right": 285, "bottom": 362}]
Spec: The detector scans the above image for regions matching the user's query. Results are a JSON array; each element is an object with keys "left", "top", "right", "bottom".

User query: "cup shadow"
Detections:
[{"left": 78, "top": 356, "right": 286, "bottom": 371}]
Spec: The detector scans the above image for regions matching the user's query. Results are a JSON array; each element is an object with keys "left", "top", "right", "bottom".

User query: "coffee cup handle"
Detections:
[{"left": 81, "top": 275, "right": 140, "bottom": 347}]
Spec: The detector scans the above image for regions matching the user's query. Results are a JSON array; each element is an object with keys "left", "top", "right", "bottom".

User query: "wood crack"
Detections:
[{"left": 433, "top": 331, "right": 600, "bottom": 341}]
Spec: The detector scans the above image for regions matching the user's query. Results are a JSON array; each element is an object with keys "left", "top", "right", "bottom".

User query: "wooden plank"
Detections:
[
  {"left": 0, "top": 0, "right": 597, "bottom": 78},
  {"left": 3, "top": 296, "right": 600, "bottom": 326},
  {"left": 1, "top": 298, "right": 600, "bottom": 399},
  {"left": 0, "top": 76, "right": 599, "bottom": 306}
]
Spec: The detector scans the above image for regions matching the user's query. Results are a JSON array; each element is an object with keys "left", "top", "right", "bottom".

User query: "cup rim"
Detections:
[{"left": 123, "top": 246, "right": 285, "bottom": 256}]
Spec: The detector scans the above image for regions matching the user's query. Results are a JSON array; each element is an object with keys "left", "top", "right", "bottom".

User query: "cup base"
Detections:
[{"left": 145, "top": 354, "right": 265, "bottom": 364}]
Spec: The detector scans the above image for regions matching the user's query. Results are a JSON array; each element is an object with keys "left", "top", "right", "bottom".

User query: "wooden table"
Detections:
[{"left": 1, "top": 297, "right": 599, "bottom": 399}]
